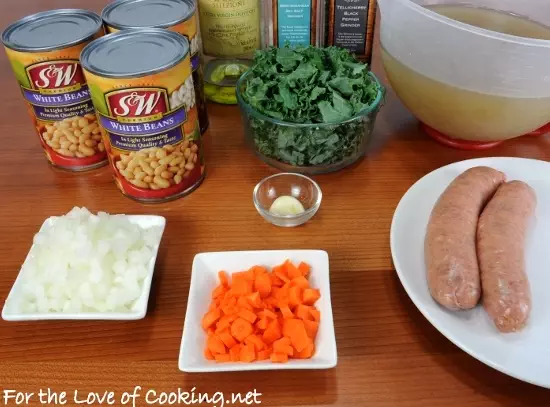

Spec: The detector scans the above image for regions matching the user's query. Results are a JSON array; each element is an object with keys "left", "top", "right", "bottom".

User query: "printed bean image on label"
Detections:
[
  {"left": 81, "top": 29, "right": 204, "bottom": 203},
  {"left": 2, "top": 9, "right": 107, "bottom": 171}
]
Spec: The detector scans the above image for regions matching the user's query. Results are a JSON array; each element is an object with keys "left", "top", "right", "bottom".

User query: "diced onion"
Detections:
[{"left": 10, "top": 207, "right": 162, "bottom": 314}]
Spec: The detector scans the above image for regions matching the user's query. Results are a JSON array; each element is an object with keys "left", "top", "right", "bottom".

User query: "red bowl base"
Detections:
[{"left": 421, "top": 122, "right": 550, "bottom": 151}]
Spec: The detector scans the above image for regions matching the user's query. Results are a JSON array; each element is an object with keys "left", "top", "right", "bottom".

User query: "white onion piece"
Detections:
[{"left": 11, "top": 207, "right": 162, "bottom": 314}]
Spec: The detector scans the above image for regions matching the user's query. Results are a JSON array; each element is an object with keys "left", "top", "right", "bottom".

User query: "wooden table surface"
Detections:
[{"left": 1, "top": 1, "right": 550, "bottom": 406}]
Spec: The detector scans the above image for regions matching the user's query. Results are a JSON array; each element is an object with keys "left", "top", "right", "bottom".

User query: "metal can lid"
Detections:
[
  {"left": 2, "top": 9, "right": 102, "bottom": 52},
  {"left": 81, "top": 28, "right": 189, "bottom": 78},
  {"left": 102, "top": 0, "right": 195, "bottom": 30}
]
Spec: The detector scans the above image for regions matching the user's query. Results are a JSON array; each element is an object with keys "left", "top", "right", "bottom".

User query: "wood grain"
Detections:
[{"left": 1, "top": 1, "right": 550, "bottom": 406}]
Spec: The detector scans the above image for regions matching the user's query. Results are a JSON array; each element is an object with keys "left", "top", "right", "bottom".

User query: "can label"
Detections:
[
  {"left": 5, "top": 40, "right": 108, "bottom": 170},
  {"left": 83, "top": 53, "right": 203, "bottom": 202}
]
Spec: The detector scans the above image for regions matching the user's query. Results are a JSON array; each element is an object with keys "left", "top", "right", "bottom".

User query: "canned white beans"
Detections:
[
  {"left": 2, "top": 9, "right": 107, "bottom": 171},
  {"left": 81, "top": 29, "right": 204, "bottom": 203}
]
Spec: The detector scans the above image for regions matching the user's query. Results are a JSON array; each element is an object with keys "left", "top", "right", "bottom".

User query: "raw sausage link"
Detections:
[
  {"left": 477, "top": 181, "right": 536, "bottom": 332},
  {"left": 425, "top": 166, "right": 505, "bottom": 310}
]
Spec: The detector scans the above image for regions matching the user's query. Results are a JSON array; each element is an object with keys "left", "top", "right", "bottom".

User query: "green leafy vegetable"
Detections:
[{"left": 241, "top": 46, "right": 382, "bottom": 167}]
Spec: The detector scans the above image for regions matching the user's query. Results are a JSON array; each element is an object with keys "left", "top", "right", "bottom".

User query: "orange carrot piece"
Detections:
[
  {"left": 251, "top": 266, "right": 268, "bottom": 276},
  {"left": 247, "top": 292, "right": 262, "bottom": 308},
  {"left": 212, "top": 284, "right": 227, "bottom": 299},
  {"left": 270, "top": 352, "right": 288, "bottom": 363},
  {"left": 204, "top": 347, "right": 215, "bottom": 361},
  {"left": 245, "top": 334, "right": 266, "bottom": 351},
  {"left": 218, "top": 270, "right": 229, "bottom": 286},
  {"left": 229, "top": 344, "right": 242, "bottom": 362},
  {"left": 270, "top": 273, "right": 284, "bottom": 287},
  {"left": 240, "top": 343, "right": 256, "bottom": 362},
  {"left": 273, "top": 337, "right": 294, "bottom": 356},
  {"left": 237, "top": 296, "right": 253, "bottom": 310},
  {"left": 238, "top": 308, "right": 258, "bottom": 324},
  {"left": 232, "top": 278, "right": 253, "bottom": 296},
  {"left": 288, "top": 286, "right": 303, "bottom": 309},
  {"left": 296, "top": 340, "right": 315, "bottom": 359},
  {"left": 216, "top": 314, "right": 238, "bottom": 332},
  {"left": 295, "top": 304, "right": 313, "bottom": 321},
  {"left": 207, "top": 327, "right": 216, "bottom": 336},
  {"left": 207, "top": 335, "right": 226, "bottom": 354},
  {"left": 290, "top": 276, "right": 310, "bottom": 290},
  {"left": 257, "top": 348, "right": 272, "bottom": 361},
  {"left": 303, "top": 320, "right": 319, "bottom": 339},
  {"left": 298, "top": 262, "right": 310, "bottom": 277},
  {"left": 284, "top": 261, "right": 302, "bottom": 280},
  {"left": 214, "top": 354, "right": 231, "bottom": 363},
  {"left": 256, "top": 317, "right": 268, "bottom": 331},
  {"left": 263, "top": 319, "right": 283, "bottom": 344},
  {"left": 218, "top": 330, "right": 238, "bottom": 349},
  {"left": 201, "top": 308, "right": 221, "bottom": 330},
  {"left": 310, "top": 308, "right": 321, "bottom": 322},
  {"left": 255, "top": 272, "right": 272, "bottom": 298},
  {"left": 282, "top": 319, "right": 310, "bottom": 352},
  {"left": 260, "top": 309, "right": 278, "bottom": 320},
  {"left": 303, "top": 288, "right": 321, "bottom": 305},
  {"left": 280, "top": 305, "right": 294, "bottom": 319},
  {"left": 274, "top": 270, "right": 290, "bottom": 284},
  {"left": 231, "top": 317, "right": 254, "bottom": 342},
  {"left": 264, "top": 296, "right": 278, "bottom": 308}
]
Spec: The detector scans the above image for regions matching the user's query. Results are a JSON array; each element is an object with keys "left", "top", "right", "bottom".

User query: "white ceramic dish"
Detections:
[
  {"left": 2, "top": 215, "right": 166, "bottom": 322},
  {"left": 390, "top": 157, "right": 550, "bottom": 388},
  {"left": 179, "top": 250, "right": 337, "bottom": 372}
]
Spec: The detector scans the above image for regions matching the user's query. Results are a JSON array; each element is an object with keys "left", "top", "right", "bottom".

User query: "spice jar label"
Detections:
[{"left": 276, "top": 0, "right": 312, "bottom": 46}]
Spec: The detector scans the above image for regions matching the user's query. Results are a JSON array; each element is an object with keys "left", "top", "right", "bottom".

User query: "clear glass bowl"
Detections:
[
  {"left": 253, "top": 173, "right": 322, "bottom": 227},
  {"left": 237, "top": 71, "right": 385, "bottom": 175}
]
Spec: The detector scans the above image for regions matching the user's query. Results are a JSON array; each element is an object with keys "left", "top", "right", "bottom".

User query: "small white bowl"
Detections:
[
  {"left": 1, "top": 215, "right": 166, "bottom": 321},
  {"left": 179, "top": 250, "right": 337, "bottom": 372}
]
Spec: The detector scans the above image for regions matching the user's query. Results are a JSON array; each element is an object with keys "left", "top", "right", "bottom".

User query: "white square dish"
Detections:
[
  {"left": 179, "top": 250, "right": 337, "bottom": 372},
  {"left": 1, "top": 215, "right": 166, "bottom": 322}
]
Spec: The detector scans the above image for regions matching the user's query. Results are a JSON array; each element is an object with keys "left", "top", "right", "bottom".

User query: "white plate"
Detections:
[
  {"left": 2, "top": 215, "right": 166, "bottom": 321},
  {"left": 179, "top": 250, "right": 337, "bottom": 372},
  {"left": 391, "top": 157, "right": 550, "bottom": 388}
]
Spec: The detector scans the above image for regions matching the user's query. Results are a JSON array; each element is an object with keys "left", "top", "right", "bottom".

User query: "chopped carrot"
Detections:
[
  {"left": 296, "top": 340, "right": 315, "bottom": 359},
  {"left": 270, "top": 352, "right": 288, "bottom": 363},
  {"left": 207, "top": 335, "right": 226, "bottom": 354},
  {"left": 257, "top": 348, "right": 272, "bottom": 360},
  {"left": 263, "top": 319, "right": 282, "bottom": 344},
  {"left": 212, "top": 284, "right": 227, "bottom": 299},
  {"left": 245, "top": 334, "right": 266, "bottom": 351},
  {"left": 255, "top": 272, "right": 272, "bottom": 298},
  {"left": 298, "top": 262, "right": 310, "bottom": 277},
  {"left": 238, "top": 308, "right": 257, "bottom": 324},
  {"left": 202, "top": 261, "right": 321, "bottom": 363},
  {"left": 273, "top": 337, "right": 294, "bottom": 356},
  {"left": 290, "top": 276, "right": 309, "bottom": 290},
  {"left": 280, "top": 305, "right": 294, "bottom": 319},
  {"left": 229, "top": 344, "right": 242, "bottom": 362},
  {"left": 237, "top": 295, "right": 252, "bottom": 310},
  {"left": 284, "top": 260, "right": 302, "bottom": 279},
  {"left": 303, "top": 320, "right": 319, "bottom": 339},
  {"left": 310, "top": 308, "right": 321, "bottom": 322},
  {"left": 204, "top": 348, "right": 214, "bottom": 360},
  {"left": 256, "top": 317, "right": 268, "bottom": 331},
  {"left": 219, "top": 330, "right": 238, "bottom": 349},
  {"left": 240, "top": 343, "right": 256, "bottom": 362},
  {"left": 295, "top": 304, "right": 313, "bottom": 321},
  {"left": 288, "top": 286, "right": 303, "bottom": 309},
  {"left": 214, "top": 354, "right": 231, "bottom": 363},
  {"left": 303, "top": 288, "right": 321, "bottom": 305},
  {"left": 232, "top": 278, "right": 253, "bottom": 296},
  {"left": 274, "top": 270, "right": 290, "bottom": 284},
  {"left": 218, "top": 270, "right": 229, "bottom": 286},
  {"left": 201, "top": 308, "right": 221, "bottom": 330},
  {"left": 247, "top": 292, "right": 262, "bottom": 308},
  {"left": 231, "top": 318, "right": 254, "bottom": 342}
]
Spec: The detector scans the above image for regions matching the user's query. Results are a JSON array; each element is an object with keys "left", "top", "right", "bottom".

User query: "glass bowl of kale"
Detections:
[{"left": 236, "top": 46, "right": 385, "bottom": 174}]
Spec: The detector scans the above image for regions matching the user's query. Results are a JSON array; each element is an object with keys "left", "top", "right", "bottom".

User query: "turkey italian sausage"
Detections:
[
  {"left": 477, "top": 181, "right": 536, "bottom": 333},
  {"left": 425, "top": 166, "right": 505, "bottom": 310}
]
